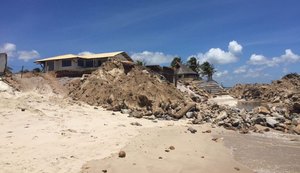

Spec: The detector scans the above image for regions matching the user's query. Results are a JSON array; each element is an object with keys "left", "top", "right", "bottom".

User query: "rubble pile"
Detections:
[
  {"left": 67, "top": 60, "right": 195, "bottom": 119},
  {"left": 230, "top": 73, "right": 300, "bottom": 114},
  {"left": 225, "top": 73, "right": 300, "bottom": 134},
  {"left": 190, "top": 103, "right": 300, "bottom": 135},
  {"left": 178, "top": 80, "right": 210, "bottom": 102}
]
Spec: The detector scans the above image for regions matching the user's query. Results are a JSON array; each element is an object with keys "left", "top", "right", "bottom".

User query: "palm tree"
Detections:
[
  {"left": 199, "top": 61, "right": 216, "bottom": 81},
  {"left": 170, "top": 57, "right": 182, "bottom": 68},
  {"left": 186, "top": 57, "right": 199, "bottom": 73}
]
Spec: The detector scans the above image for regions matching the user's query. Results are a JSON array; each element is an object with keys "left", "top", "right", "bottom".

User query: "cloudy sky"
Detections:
[{"left": 1, "top": 0, "right": 300, "bottom": 86}]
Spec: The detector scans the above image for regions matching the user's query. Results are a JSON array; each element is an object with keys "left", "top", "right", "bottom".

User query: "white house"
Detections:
[{"left": 35, "top": 51, "right": 133, "bottom": 73}]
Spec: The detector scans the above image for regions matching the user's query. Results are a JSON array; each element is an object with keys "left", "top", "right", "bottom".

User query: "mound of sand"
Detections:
[{"left": 67, "top": 61, "right": 192, "bottom": 118}]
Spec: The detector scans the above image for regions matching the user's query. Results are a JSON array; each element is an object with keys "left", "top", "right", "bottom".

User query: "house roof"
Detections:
[
  {"left": 175, "top": 63, "right": 198, "bottom": 75},
  {"left": 35, "top": 51, "right": 131, "bottom": 63}
]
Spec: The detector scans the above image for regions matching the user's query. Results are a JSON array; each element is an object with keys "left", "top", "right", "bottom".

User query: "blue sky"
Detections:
[{"left": 1, "top": 0, "right": 300, "bottom": 86}]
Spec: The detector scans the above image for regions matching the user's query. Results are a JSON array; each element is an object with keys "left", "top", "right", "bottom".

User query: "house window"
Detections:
[
  {"left": 62, "top": 59, "right": 72, "bottom": 67},
  {"left": 78, "top": 59, "right": 84, "bottom": 67},
  {"left": 85, "top": 60, "right": 94, "bottom": 67},
  {"left": 96, "top": 60, "right": 102, "bottom": 67}
]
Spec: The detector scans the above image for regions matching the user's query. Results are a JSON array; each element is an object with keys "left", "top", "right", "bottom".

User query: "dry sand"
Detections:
[{"left": 0, "top": 91, "right": 185, "bottom": 173}]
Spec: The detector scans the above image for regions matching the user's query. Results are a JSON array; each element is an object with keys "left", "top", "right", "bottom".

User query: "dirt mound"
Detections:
[
  {"left": 3, "top": 72, "right": 67, "bottom": 95},
  {"left": 67, "top": 61, "right": 192, "bottom": 118}
]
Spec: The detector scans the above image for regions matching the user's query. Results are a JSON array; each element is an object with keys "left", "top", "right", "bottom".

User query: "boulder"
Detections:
[
  {"left": 266, "top": 117, "right": 279, "bottom": 128},
  {"left": 293, "top": 124, "right": 300, "bottom": 135}
]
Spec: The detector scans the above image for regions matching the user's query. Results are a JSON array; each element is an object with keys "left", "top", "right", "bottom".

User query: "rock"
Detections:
[
  {"left": 212, "top": 137, "right": 219, "bottom": 142},
  {"left": 102, "top": 170, "right": 107, "bottom": 173},
  {"left": 121, "top": 109, "right": 131, "bottom": 114},
  {"left": 130, "top": 111, "right": 143, "bottom": 118},
  {"left": 158, "top": 156, "right": 163, "bottom": 159},
  {"left": 187, "top": 127, "right": 197, "bottom": 134},
  {"left": 202, "top": 130, "right": 211, "bottom": 133},
  {"left": 291, "top": 103, "right": 300, "bottom": 113},
  {"left": 130, "top": 122, "right": 142, "bottom": 126},
  {"left": 165, "top": 149, "right": 170, "bottom": 152},
  {"left": 186, "top": 112, "right": 195, "bottom": 118},
  {"left": 293, "top": 124, "right": 300, "bottom": 135},
  {"left": 118, "top": 151, "right": 126, "bottom": 158},
  {"left": 234, "top": 167, "right": 240, "bottom": 171},
  {"left": 256, "top": 106, "right": 270, "bottom": 115},
  {"left": 21, "top": 108, "right": 25, "bottom": 112},
  {"left": 174, "top": 102, "right": 196, "bottom": 119},
  {"left": 266, "top": 117, "right": 279, "bottom": 128},
  {"left": 216, "top": 111, "right": 228, "bottom": 121},
  {"left": 169, "top": 146, "right": 175, "bottom": 150},
  {"left": 111, "top": 112, "right": 116, "bottom": 115}
]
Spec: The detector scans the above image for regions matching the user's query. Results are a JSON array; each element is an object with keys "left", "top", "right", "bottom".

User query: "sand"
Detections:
[
  {"left": 82, "top": 126, "right": 253, "bottom": 173},
  {"left": 1, "top": 87, "right": 299, "bottom": 173},
  {"left": 208, "top": 95, "right": 238, "bottom": 107},
  {"left": 0, "top": 91, "right": 186, "bottom": 173}
]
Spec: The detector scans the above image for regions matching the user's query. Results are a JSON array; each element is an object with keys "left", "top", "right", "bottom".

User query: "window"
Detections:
[
  {"left": 85, "top": 60, "right": 94, "bottom": 67},
  {"left": 78, "top": 59, "right": 84, "bottom": 67},
  {"left": 96, "top": 60, "right": 102, "bottom": 67},
  {"left": 62, "top": 59, "right": 72, "bottom": 67}
]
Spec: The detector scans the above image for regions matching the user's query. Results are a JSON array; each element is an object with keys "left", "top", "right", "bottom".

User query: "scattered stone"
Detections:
[
  {"left": 102, "top": 170, "right": 107, "bottom": 173},
  {"left": 158, "top": 156, "right": 163, "bottom": 159},
  {"left": 118, "top": 151, "right": 126, "bottom": 158},
  {"left": 21, "top": 108, "right": 25, "bottom": 112},
  {"left": 94, "top": 107, "right": 98, "bottom": 109},
  {"left": 169, "top": 146, "right": 175, "bottom": 150},
  {"left": 293, "top": 124, "right": 300, "bottom": 135},
  {"left": 202, "top": 130, "right": 211, "bottom": 133},
  {"left": 201, "top": 156, "right": 205, "bottom": 158},
  {"left": 187, "top": 127, "right": 197, "bottom": 134},
  {"left": 165, "top": 149, "right": 170, "bottom": 152},
  {"left": 130, "top": 122, "right": 142, "bottom": 126},
  {"left": 212, "top": 137, "right": 219, "bottom": 142},
  {"left": 111, "top": 112, "right": 116, "bottom": 115},
  {"left": 234, "top": 167, "right": 240, "bottom": 171}
]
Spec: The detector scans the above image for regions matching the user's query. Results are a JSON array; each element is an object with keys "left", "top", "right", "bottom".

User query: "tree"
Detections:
[
  {"left": 170, "top": 57, "right": 182, "bottom": 68},
  {"left": 135, "top": 60, "right": 146, "bottom": 66},
  {"left": 186, "top": 57, "right": 199, "bottom": 73},
  {"left": 199, "top": 61, "right": 216, "bottom": 81}
]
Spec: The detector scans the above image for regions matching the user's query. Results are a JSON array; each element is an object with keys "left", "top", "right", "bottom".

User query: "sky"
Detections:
[{"left": 1, "top": 0, "right": 300, "bottom": 86}]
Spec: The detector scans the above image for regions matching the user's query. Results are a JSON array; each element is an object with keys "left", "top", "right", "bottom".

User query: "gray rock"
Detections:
[
  {"left": 130, "top": 122, "right": 142, "bottom": 126},
  {"left": 121, "top": 109, "right": 132, "bottom": 114},
  {"left": 187, "top": 127, "right": 197, "bottom": 133},
  {"left": 186, "top": 112, "right": 195, "bottom": 118},
  {"left": 266, "top": 117, "right": 279, "bottom": 128}
]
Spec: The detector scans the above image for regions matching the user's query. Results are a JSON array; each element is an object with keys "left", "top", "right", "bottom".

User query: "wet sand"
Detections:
[{"left": 217, "top": 131, "right": 300, "bottom": 173}]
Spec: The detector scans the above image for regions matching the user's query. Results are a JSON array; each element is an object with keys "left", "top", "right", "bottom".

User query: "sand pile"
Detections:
[{"left": 67, "top": 61, "right": 193, "bottom": 118}]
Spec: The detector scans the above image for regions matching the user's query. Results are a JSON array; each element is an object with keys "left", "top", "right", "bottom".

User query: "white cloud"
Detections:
[
  {"left": 228, "top": 40, "right": 242, "bottom": 54},
  {"left": 248, "top": 49, "right": 300, "bottom": 67},
  {"left": 244, "top": 67, "right": 269, "bottom": 78},
  {"left": 131, "top": 51, "right": 174, "bottom": 65},
  {"left": 78, "top": 51, "right": 94, "bottom": 55},
  {"left": 18, "top": 50, "right": 40, "bottom": 62},
  {"left": 0, "top": 42, "right": 40, "bottom": 62},
  {"left": 192, "top": 40, "right": 243, "bottom": 64},
  {"left": 214, "top": 70, "right": 229, "bottom": 78},
  {"left": 0, "top": 43, "right": 17, "bottom": 57},
  {"left": 233, "top": 65, "right": 248, "bottom": 74}
]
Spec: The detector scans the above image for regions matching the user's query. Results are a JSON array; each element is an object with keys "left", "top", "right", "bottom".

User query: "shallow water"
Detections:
[
  {"left": 217, "top": 131, "right": 300, "bottom": 173},
  {"left": 237, "top": 100, "right": 262, "bottom": 111}
]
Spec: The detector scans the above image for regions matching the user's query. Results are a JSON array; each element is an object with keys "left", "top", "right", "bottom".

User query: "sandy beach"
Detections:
[{"left": 1, "top": 74, "right": 300, "bottom": 173}]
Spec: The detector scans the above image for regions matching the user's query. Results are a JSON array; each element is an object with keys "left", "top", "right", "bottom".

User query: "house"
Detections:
[
  {"left": 175, "top": 63, "right": 199, "bottom": 80},
  {"left": 0, "top": 53, "right": 7, "bottom": 75},
  {"left": 146, "top": 65, "right": 175, "bottom": 83},
  {"left": 35, "top": 51, "right": 133, "bottom": 76}
]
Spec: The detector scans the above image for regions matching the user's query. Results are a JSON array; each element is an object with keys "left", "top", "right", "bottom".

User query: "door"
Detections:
[{"left": 47, "top": 61, "right": 54, "bottom": 71}]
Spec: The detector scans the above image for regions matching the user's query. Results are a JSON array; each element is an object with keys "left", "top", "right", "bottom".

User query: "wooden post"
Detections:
[{"left": 21, "top": 66, "right": 24, "bottom": 78}]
